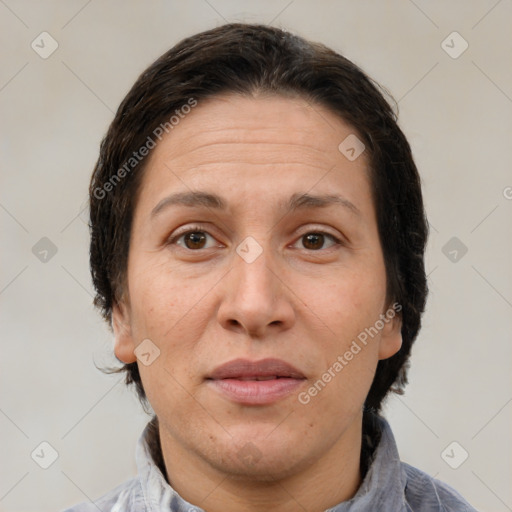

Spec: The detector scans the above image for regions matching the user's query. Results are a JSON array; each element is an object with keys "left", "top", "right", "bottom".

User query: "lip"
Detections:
[{"left": 207, "top": 358, "right": 306, "bottom": 405}]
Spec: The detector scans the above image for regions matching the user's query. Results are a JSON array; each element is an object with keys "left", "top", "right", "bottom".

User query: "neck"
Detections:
[{"left": 150, "top": 413, "right": 373, "bottom": 512}]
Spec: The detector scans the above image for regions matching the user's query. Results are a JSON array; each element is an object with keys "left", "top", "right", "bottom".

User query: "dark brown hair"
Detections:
[{"left": 89, "top": 23, "right": 428, "bottom": 413}]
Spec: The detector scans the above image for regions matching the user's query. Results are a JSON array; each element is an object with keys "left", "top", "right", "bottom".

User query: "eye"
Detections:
[
  {"left": 293, "top": 231, "right": 341, "bottom": 251},
  {"left": 167, "top": 226, "right": 343, "bottom": 252},
  {"left": 169, "top": 226, "right": 220, "bottom": 250}
]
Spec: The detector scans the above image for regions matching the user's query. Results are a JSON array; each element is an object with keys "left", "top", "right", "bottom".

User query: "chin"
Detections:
[
  {"left": 205, "top": 433, "right": 316, "bottom": 482},
  {"left": 216, "top": 449, "right": 308, "bottom": 482}
]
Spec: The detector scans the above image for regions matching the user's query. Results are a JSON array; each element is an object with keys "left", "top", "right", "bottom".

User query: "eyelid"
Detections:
[{"left": 294, "top": 224, "right": 345, "bottom": 242}]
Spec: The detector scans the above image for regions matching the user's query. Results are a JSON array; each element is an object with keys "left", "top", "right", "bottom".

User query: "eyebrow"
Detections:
[{"left": 150, "top": 191, "right": 361, "bottom": 219}]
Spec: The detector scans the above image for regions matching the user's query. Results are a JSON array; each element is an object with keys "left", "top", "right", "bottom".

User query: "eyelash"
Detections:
[{"left": 167, "top": 224, "right": 344, "bottom": 251}]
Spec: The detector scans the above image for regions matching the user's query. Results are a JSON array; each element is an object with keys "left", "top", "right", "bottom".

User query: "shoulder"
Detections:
[
  {"left": 401, "top": 462, "right": 479, "bottom": 511},
  {"left": 61, "top": 476, "right": 144, "bottom": 512}
]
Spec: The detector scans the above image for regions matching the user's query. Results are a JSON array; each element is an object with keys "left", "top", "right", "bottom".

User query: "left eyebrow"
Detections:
[
  {"left": 284, "top": 193, "right": 361, "bottom": 218},
  {"left": 150, "top": 191, "right": 361, "bottom": 219}
]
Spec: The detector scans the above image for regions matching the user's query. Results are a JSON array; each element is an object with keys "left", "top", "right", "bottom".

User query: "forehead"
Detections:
[
  {"left": 150, "top": 93, "right": 362, "bottom": 165},
  {"left": 135, "top": 93, "right": 371, "bottom": 215}
]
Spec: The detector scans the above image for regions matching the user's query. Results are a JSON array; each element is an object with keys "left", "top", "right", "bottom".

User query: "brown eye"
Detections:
[
  {"left": 298, "top": 232, "right": 339, "bottom": 251},
  {"left": 170, "top": 228, "right": 218, "bottom": 250},
  {"left": 182, "top": 231, "right": 207, "bottom": 250}
]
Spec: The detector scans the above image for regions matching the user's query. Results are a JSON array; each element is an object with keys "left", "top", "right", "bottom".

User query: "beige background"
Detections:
[{"left": 1, "top": 1, "right": 511, "bottom": 511}]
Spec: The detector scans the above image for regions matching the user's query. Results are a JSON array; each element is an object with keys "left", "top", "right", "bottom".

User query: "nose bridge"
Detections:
[
  {"left": 233, "top": 235, "right": 276, "bottom": 301},
  {"left": 217, "top": 234, "right": 294, "bottom": 336}
]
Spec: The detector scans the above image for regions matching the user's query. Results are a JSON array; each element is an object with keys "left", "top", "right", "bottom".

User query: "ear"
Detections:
[
  {"left": 112, "top": 300, "right": 137, "bottom": 364},
  {"left": 377, "top": 307, "right": 403, "bottom": 360}
]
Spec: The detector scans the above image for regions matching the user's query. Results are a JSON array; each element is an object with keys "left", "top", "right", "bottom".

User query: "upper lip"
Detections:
[{"left": 208, "top": 358, "right": 305, "bottom": 380}]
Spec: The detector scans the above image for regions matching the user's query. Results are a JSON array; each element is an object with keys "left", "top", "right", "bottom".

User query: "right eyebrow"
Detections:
[{"left": 151, "top": 191, "right": 226, "bottom": 218}]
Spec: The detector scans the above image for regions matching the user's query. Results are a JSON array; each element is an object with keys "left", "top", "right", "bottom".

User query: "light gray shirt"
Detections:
[{"left": 62, "top": 416, "right": 478, "bottom": 511}]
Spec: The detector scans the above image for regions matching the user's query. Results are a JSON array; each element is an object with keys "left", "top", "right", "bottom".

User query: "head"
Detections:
[{"left": 89, "top": 23, "right": 428, "bottom": 479}]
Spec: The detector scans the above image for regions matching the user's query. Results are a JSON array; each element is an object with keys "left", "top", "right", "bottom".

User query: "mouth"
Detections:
[{"left": 206, "top": 358, "right": 306, "bottom": 405}]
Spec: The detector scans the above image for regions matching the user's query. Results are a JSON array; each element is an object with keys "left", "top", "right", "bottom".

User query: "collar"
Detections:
[
  {"left": 135, "top": 415, "right": 408, "bottom": 512},
  {"left": 326, "top": 416, "right": 408, "bottom": 511}
]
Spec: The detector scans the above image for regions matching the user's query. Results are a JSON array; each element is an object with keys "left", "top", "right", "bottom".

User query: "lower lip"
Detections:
[{"left": 208, "top": 378, "right": 305, "bottom": 405}]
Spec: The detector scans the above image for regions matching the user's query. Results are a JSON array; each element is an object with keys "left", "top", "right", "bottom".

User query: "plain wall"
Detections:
[{"left": 1, "top": 1, "right": 511, "bottom": 511}]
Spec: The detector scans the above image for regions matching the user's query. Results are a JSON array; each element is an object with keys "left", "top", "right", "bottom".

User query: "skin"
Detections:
[{"left": 112, "top": 93, "right": 402, "bottom": 512}]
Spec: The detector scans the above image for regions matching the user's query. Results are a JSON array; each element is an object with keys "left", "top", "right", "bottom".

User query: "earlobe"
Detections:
[
  {"left": 112, "top": 301, "right": 137, "bottom": 364},
  {"left": 378, "top": 313, "right": 403, "bottom": 360}
]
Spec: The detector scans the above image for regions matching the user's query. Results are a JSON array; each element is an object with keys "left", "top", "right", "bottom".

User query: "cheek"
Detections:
[
  {"left": 124, "top": 263, "right": 193, "bottom": 381},
  {"left": 127, "top": 255, "right": 188, "bottom": 331},
  {"left": 304, "top": 267, "right": 386, "bottom": 398},
  {"left": 312, "top": 266, "right": 387, "bottom": 337}
]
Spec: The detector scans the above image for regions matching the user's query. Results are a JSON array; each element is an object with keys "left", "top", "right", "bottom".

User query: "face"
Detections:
[{"left": 113, "top": 93, "right": 401, "bottom": 482}]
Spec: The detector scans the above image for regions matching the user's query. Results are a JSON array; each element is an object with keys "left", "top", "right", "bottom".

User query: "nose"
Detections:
[{"left": 216, "top": 240, "right": 296, "bottom": 338}]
